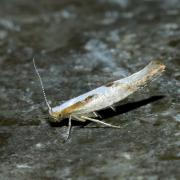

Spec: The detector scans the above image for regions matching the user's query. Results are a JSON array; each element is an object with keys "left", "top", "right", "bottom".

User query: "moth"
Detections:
[{"left": 33, "top": 59, "right": 165, "bottom": 139}]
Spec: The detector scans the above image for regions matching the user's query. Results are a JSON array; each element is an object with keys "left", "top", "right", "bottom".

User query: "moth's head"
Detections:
[
  {"left": 49, "top": 108, "right": 69, "bottom": 122},
  {"left": 49, "top": 109, "right": 63, "bottom": 122}
]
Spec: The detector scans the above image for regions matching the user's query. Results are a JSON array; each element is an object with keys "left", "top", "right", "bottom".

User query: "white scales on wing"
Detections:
[{"left": 52, "top": 86, "right": 109, "bottom": 114}]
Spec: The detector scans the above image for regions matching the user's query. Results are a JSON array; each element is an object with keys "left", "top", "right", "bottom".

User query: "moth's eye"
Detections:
[{"left": 59, "top": 114, "right": 63, "bottom": 120}]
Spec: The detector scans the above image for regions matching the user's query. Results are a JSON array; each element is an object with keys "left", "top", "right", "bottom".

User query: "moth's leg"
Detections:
[
  {"left": 93, "top": 112, "right": 102, "bottom": 118},
  {"left": 93, "top": 112, "right": 99, "bottom": 117},
  {"left": 110, "top": 106, "right": 116, "bottom": 111},
  {"left": 72, "top": 115, "right": 86, "bottom": 122},
  {"left": 66, "top": 115, "right": 72, "bottom": 140},
  {"left": 81, "top": 116, "right": 121, "bottom": 128}
]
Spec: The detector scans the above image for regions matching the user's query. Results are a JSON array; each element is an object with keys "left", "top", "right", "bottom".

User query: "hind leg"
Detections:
[{"left": 80, "top": 116, "right": 121, "bottom": 128}]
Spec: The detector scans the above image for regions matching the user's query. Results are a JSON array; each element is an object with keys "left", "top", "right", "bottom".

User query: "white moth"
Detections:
[{"left": 33, "top": 59, "right": 165, "bottom": 139}]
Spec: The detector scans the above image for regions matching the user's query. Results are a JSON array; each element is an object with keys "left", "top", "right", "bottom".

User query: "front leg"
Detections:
[{"left": 65, "top": 115, "right": 72, "bottom": 140}]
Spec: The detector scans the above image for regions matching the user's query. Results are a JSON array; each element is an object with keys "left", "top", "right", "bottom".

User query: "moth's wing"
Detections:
[
  {"left": 67, "top": 60, "right": 166, "bottom": 117},
  {"left": 70, "top": 90, "right": 115, "bottom": 116},
  {"left": 61, "top": 91, "right": 102, "bottom": 118}
]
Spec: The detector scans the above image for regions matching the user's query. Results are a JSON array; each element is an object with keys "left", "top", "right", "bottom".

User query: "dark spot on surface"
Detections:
[
  {"left": 168, "top": 38, "right": 180, "bottom": 47},
  {"left": 0, "top": 133, "right": 11, "bottom": 146},
  {"left": 159, "top": 154, "right": 180, "bottom": 161}
]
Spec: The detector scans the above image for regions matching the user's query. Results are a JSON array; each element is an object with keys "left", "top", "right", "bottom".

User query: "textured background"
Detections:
[{"left": 0, "top": 0, "right": 179, "bottom": 179}]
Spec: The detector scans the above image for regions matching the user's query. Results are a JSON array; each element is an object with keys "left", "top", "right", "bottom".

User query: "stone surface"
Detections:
[{"left": 0, "top": 0, "right": 179, "bottom": 179}]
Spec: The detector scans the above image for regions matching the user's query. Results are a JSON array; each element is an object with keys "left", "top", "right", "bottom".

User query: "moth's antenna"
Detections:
[{"left": 33, "top": 58, "right": 52, "bottom": 111}]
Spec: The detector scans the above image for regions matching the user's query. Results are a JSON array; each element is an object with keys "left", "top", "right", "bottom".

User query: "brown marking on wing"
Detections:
[
  {"left": 61, "top": 94, "right": 97, "bottom": 116},
  {"left": 49, "top": 102, "right": 83, "bottom": 121},
  {"left": 151, "top": 60, "right": 166, "bottom": 71},
  {"left": 105, "top": 81, "right": 115, "bottom": 87},
  {"left": 104, "top": 81, "right": 118, "bottom": 87},
  {"left": 138, "top": 60, "right": 165, "bottom": 85},
  {"left": 118, "top": 60, "right": 165, "bottom": 92},
  {"left": 61, "top": 101, "right": 84, "bottom": 116},
  {"left": 146, "top": 60, "right": 165, "bottom": 78},
  {"left": 125, "top": 60, "right": 165, "bottom": 91},
  {"left": 84, "top": 95, "right": 96, "bottom": 102},
  {"left": 124, "top": 84, "right": 138, "bottom": 92}
]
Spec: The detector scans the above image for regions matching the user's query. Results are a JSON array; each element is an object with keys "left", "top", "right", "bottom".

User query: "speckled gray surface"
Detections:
[{"left": 0, "top": 0, "right": 180, "bottom": 179}]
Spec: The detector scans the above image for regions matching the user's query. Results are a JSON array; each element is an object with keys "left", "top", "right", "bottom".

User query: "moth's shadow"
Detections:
[
  {"left": 99, "top": 95, "right": 165, "bottom": 119},
  {"left": 49, "top": 95, "right": 165, "bottom": 127}
]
